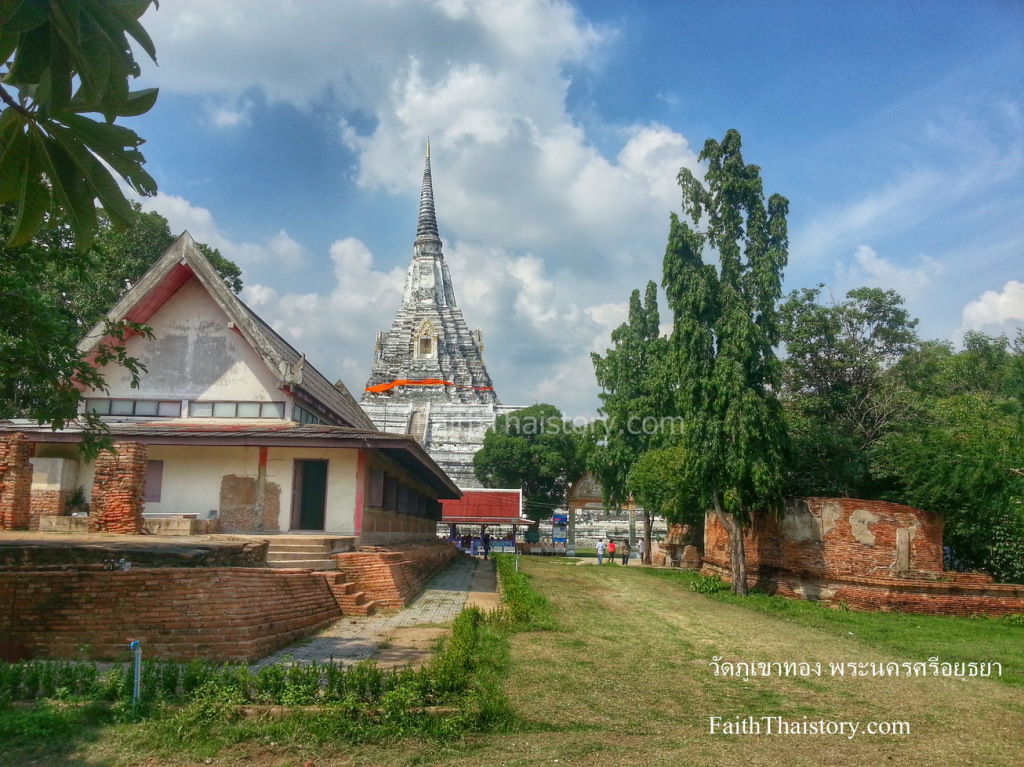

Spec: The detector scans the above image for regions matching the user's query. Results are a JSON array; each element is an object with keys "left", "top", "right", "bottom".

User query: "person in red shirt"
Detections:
[{"left": 607, "top": 539, "right": 616, "bottom": 564}]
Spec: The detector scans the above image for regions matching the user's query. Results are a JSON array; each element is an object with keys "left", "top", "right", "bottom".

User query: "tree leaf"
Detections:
[
  {"left": 118, "top": 86, "right": 158, "bottom": 117},
  {"left": 8, "top": 131, "right": 51, "bottom": 246},
  {"left": 0, "top": 0, "right": 50, "bottom": 33}
]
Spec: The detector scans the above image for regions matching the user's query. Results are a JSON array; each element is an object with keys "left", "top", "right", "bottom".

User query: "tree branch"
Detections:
[{"left": 0, "top": 83, "right": 32, "bottom": 118}]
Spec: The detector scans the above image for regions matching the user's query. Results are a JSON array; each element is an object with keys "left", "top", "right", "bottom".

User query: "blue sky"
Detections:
[{"left": 126, "top": 1, "right": 1023, "bottom": 417}]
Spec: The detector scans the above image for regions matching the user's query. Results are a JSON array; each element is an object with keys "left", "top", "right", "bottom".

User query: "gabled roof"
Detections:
[{"left": 77, "top": 232, "right": 376, "bottom": 430}]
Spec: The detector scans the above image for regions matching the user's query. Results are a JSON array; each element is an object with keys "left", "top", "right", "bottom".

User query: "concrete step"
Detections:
[
  {"left": 266, "top": 558, "right": 338, "bottom": 571},
  {"left": 266, "top": 550, "right": 334, "bottom": 561}
]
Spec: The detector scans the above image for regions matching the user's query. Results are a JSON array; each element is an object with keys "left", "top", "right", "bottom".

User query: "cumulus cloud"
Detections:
[
  {"left": 131, "top": 1, "right": 696, "bottom": 414},
  {"left": 835, "top": 245, "right": 942, "bottom": 301},
  {"left": 961, "top": 280, "right": 1024, "bottom": 332},
  {"left": 140, "top": 194, "right": 308, "bottom": 271}
]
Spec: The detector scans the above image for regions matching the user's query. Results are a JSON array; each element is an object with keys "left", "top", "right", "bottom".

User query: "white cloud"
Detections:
[
  {"left": 835, "top": 245, "right": 942, "bottom": 301},
  {"left": 206, "top": 98, "right": 253, "bottom": 128},
  {"left": 961, "top": 280, "right": 1024, "bottom": 332},
  {"left": 140, "top": 193, "right": 308, "bottom": 270}
]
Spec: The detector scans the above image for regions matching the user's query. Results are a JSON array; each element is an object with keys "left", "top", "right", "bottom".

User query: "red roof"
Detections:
[{"left": 441, "top": 489, "right": 532, "bottom": 524}]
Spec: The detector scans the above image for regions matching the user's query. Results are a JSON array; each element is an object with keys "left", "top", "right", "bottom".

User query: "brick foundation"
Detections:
[
  {"left": 703, "top": 497, "right": 1024, "bottom": 617},
  {"left": 0, "top": 567, "right": 341, "bottom": 662},
  {"left": 332, "top": 540, "right": 459, "bottom": 609},
  {"left": 89, "top": 443, "right": 147, "bottom": 534},
  {"left": 0, "top": 434, "right": 33, "bottom": 530}
]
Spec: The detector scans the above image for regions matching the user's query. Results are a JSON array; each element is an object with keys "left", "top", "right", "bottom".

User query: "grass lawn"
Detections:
[{"left": 2, "top": 559, "right": 1022, "bottom": 766}]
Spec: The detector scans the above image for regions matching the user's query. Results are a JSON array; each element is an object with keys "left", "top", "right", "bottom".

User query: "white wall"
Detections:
[
  {"left": 94, "top": 277, "right": 285, "bottom": 404},
  {"left": 143, "top": 444, "right": 359, "bottom": 534}
]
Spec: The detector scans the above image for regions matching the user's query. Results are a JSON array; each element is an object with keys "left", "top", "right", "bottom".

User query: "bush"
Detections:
[{"left": 688, "top": 574, "right": 729, "bottom": 594}]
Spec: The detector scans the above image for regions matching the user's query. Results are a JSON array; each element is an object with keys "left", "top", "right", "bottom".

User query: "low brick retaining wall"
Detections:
[
  {"left": 0, "top": 567, "right": 341, "bottom": 662},
  {"left": 0, "top": 538, "right": 268, "bottom": 569},
  {"left": 332, "top": 540, "right": 460, "bottom": 609},
  {"left": 701, "top": 562, "right": 1024, "bottom": 617}
]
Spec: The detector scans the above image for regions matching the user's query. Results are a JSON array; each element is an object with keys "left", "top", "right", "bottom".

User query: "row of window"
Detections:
[{"left": 86, "top": 399, "right": 285, "bottom": 419}]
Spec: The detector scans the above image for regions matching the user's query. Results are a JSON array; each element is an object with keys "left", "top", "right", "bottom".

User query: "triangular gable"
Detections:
[{"left": 78, "top": 232, "right": 376, "bottom": 430}]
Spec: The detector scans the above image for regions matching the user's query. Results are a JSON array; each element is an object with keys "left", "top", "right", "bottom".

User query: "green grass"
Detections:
[
  {"left": 639, "top": 567, "right": 1024, "bottom": 687},
  {"left": 4, "top": 560, "right": 1022, "bottom": 766}
]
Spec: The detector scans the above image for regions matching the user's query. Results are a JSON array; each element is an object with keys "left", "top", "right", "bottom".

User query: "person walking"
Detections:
[
  {"left": 607, "top": 539, "right": 616, "bottom": 564},
  {"left": 482, "top": 532, "right": 492, "bottom": 560},
  {"left": 638, "top": 536, "right": 646, "bottom": 564},
  {"left": 621, "top": 539, "right": 631, "bottom": 565},
  {"left": 596, "top": 538, "right": 605, "bottom": 565}
]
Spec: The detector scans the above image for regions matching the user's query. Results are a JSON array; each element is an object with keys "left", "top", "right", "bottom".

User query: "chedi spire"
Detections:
[{"left": 361, "top": 148, "right": 497, "bottom": 405}]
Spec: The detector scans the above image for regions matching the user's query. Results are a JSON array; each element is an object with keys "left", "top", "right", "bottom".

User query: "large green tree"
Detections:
[
  {"left": 875, "top": 331, "right": 1024, "bottom": 582},
  {"left": 779, "top": 285, "right": 919, "bottom": 497},
  {"left": 663, "top": 129, "right": 790, "bottom": 595},
  {"left": 474, "top": 403, "right": 585, "bottom": 522},
  {"left": 589, "top": 280, "right": 673, "bottom": 561}
]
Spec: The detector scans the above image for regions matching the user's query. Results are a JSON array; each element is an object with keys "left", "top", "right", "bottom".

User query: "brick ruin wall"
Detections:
[
  {"left": 333, "top": 540, "right": 460, "bottom": 609},
  {"left": 0, "top": 434, "right": 33, "bottom": 530},
  {"left": 703, "top": 497, "right": 1024, "bottom": 617},
  {"left": 0, "top": 567, "right": 342, "bottom": 662},
  {"left": 28, "top": 489, "right": 72, "bottom": 531},
  {"left": 89, "top": 442, "right": 147, "bottom": 534},
  {"left": 218, "top": 474, "right": 281, "bottom": 533}
]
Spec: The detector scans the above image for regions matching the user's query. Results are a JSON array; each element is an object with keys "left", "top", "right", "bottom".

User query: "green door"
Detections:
[{"left": 292, "top": 460, "right": 328, "bottom": 530}]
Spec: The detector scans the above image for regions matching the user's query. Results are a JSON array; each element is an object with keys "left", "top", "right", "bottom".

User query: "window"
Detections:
[
  {"left": 369, "top": 470, "right": 385, "bottom": 507},
  {"left": 383, "top": 475, "right": 398, "bottom": 510},
  {"left": 237, "top": 402, "right": 261, "bottom": 418},
  {"left": 144, "top": 461, "right": 164, "bottom": 503},
  {"left": 294, "top": 404, "right": 326, "bottom": 425},
  {"left": 419, "top": 337, "right": 432, "bottom": 356},
  {"left": 86, "top": 399, "right": 181, "bottom": 418},
  {"left": 189, "top": 401, "right": 285, "bottom": 418},
  {"left": 212, "top": 402, "right": 237, "bottom": 418}
]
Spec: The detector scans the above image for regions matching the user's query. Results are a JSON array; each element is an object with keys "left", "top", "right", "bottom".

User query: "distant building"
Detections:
[{"left": 360, "top": 148, "right": 523, "bottom": 487}]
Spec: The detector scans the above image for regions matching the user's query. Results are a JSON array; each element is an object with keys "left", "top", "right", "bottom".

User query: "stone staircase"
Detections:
[
  {"left": 321, "top": 572, "right": 377, "bottom": 616},
  {"left": 264, "top": 536, "right": 356, "bottom": 571}
]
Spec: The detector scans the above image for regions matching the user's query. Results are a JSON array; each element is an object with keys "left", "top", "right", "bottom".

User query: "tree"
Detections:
[
  {"left": 779, "top": 285, "right": 919, "bottom": 496},
  {"left": 589, "top": 280, "right": 674, "bottom": 561},
  {"left": 474, "top": 403, "right": 585, "bottom": 521},
  {"left": 662, "top": 129, "right": 790, "bottom": 595},
  {"left": 874, "top": 392, "right": 1024, "bottom": 582},
  {"left": 627, "top": 445, "right": 705, "bottom": 544},
  {"left": 34, "top": 203, "right": 242, "bottom": 331},
  {"left": 0, "top": 0, "right": 160, "bottom": 248},
  {"left": 875, "top": 331, "right": 1024, "bottom": 582}
]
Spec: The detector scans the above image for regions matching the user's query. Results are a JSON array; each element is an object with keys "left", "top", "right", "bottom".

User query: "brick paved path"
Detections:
[{"left": 253, "top": 556, "right": 484, "bottom": 668}]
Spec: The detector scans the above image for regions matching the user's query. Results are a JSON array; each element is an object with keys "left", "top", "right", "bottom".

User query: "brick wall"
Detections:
[
  {"left": 702, "top": 497, "right": 1024, "bottom": 617},
  {"left": 28, "top": 490, "right": 72, "bottom": 532},
  {"left": 332, "top": 540, "right": 459, "bottom": 609},
  {"left": 703, "top": 497, "right": 944, "bottom": 579},
  {"left": 0, "top": 433, "right": 33, "bottom": 530},
  {"left": 0, "top": 567, "right": 341, "bottom": 662},
  {"left": 89, "top": 443, "right": 147, "bottom": 534},
  {"left": 218, "top": 474, "right": 281, "bottom": 533}
]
